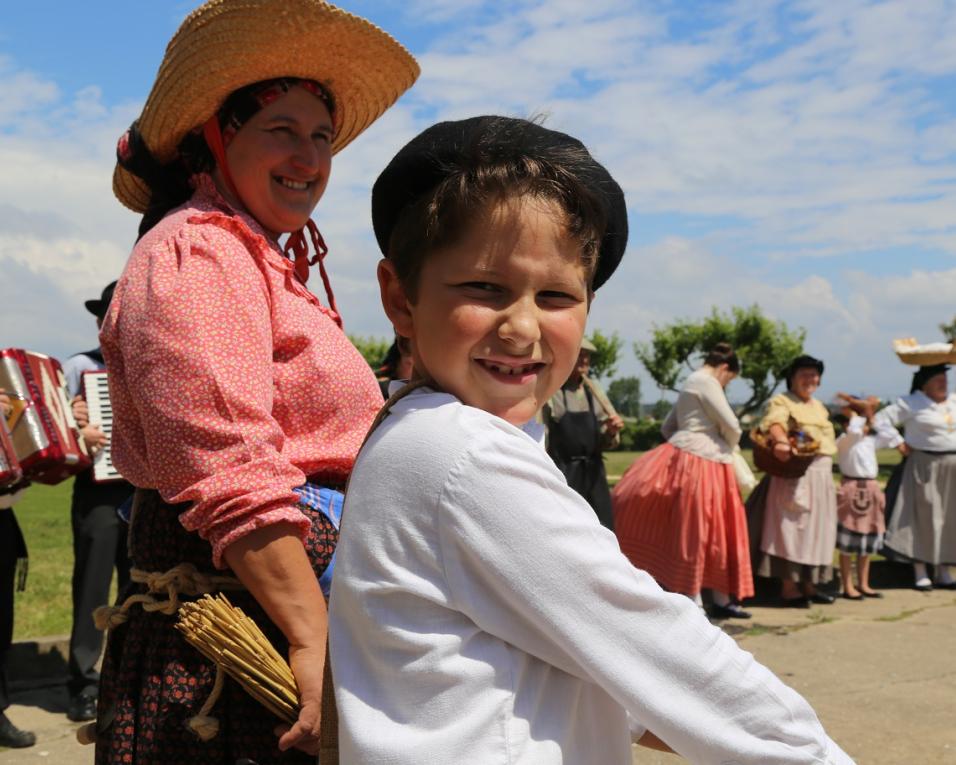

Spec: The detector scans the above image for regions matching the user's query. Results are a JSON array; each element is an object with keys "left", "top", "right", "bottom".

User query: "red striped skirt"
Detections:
[{"left": 612, "top": 443, "right": 754, "bottom": 600}]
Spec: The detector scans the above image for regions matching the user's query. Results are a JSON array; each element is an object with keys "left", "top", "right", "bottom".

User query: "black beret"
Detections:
[
  {"left": 371, "top": 116, "right": 628, "bottom": 290},
  {"left": 784, "top": 354, "right": 825, "bottom": 389},
  {"left": 911, "top": 364, "right": 949, "bottom": 394}
]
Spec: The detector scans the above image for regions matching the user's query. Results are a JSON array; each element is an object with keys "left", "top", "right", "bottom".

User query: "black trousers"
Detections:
[
  {"left": 0, "top": 508, "right": 25, "bottom": 712},
  {"left": 69, "top": 478, "right": 132, "bottom": 698}
]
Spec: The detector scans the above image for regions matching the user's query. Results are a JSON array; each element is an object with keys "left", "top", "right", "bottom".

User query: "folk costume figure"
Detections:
[
  {"left": 0, "top": 391, "right": 35, "bottom": 749},
  {"left": 874, "top": 364, "right": 956, "bottom": 591},
  {"left": 329, "top": 116, "right": 855, "bottom": 764},
  {"left": 612, "top": 343, "right": 754, "bottom": 616},
  {"left": 542, "top": 337, "right": 623, "bottom": 529},
  {"left": 62, "top": 281, "right": 134, "bottom": 724},
  {"left": 746, "top": 355, "right": 839, "bottom": 607},
  {"left": 834, "top": 394, "right": 902, "bottom": 599},
  {"left": 93, "top": 2, "right": 418, "bottom": 763}
]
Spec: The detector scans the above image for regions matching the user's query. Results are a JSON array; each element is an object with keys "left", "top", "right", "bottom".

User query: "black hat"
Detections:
[
  {"left": 784, "top": 354, "right": 825, "bottom": 390},
  {"left": 910, "top": 364, "right": 949, "bottom": 394},
  {"left": 371, "top": 116, "right": 628, "bottom": 290},
  {"left": 84, "top": 281, "right": 117, "bottom": 319}
]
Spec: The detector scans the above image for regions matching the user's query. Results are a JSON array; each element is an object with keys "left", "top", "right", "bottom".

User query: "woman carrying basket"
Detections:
[
  {"left": 94, "top": 2, "right": 417, "bottom": 762},
  {"left": 746, "top": 355, "right": 838, "bottom": 607}
]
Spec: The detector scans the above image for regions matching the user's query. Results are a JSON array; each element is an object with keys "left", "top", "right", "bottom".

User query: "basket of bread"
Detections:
[
  {"left": 750, "top": 417, "right": 820, "bottom": 479},
  {"left": 893, "top": 338, "right": 956, "bottom": 366}
]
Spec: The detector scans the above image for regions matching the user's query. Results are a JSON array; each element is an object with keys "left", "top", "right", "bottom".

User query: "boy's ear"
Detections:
[{"left": 378, "top": 259, "right": 414, "bottom": 338}]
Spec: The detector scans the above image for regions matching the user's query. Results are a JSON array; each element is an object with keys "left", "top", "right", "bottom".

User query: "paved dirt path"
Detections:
[{"left": 2, "top": 587, "right": 953, "bottom": 764}]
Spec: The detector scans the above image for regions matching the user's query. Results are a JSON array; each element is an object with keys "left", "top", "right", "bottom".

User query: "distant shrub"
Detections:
[{"left": 614, "top": 419, "right": 666, "bottom": 451}]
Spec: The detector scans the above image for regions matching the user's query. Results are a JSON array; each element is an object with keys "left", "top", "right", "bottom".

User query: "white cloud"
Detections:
[{"left": 3, "top": 0, "right": 956, "bottom": 401}]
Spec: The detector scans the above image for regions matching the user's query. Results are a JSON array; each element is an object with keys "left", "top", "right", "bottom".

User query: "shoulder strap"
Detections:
[{"left": 318, "top": 377, "right": 431, "bottom": 761}]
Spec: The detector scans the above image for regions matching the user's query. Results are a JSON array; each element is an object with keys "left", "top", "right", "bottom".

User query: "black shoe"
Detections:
[
  {"left": 67, "top": 693, "right": 97, "bottom": 723},
  {"left": 860, "top": 590, "right": 884, "bottom": 599},
  {"left": 0, "top": 713, "right": 36, "bottom": 748},
  {"left": 709, "top": 603, "right": 752, "bottom": 620},
  {"left": 842, "top": 592, "right": 864, "bottom": 601},
  {"left": 808, "top": 592, "right": 836, "bottom": 605},
  {"left": 781, "top": 596, "right": 810, "bottom": 609},
  {"left": 934, "top": 580, "right": 956, "bottom": 590}
]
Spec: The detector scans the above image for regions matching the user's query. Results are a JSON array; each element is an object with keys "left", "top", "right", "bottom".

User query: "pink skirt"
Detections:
[{"left": 612, "top": 443, "right": 754, "bottom": 600}]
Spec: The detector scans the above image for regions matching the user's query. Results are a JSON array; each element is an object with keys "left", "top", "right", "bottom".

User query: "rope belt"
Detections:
[{"left": 79, "top": 563, "right": 246, "bottom": 746}]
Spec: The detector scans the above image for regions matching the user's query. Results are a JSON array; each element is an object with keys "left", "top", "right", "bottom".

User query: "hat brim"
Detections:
[
  {"left": 84, "top": 300, "right": 104, "bottom": 317},
  {"left": 114, "top": 0, "right": 419, "bottom": 213}
]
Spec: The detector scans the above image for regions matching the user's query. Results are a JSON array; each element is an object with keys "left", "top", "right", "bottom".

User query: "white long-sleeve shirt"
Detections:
[
  {"left": 836, "top": 415, "right": 904, "bottom": 479},
  {"left": 873, "top": 391, "right": 956, "bottom": 452},
  {"left": 661, "top": 367, "right": 741, "bottom": 463},
  {"left": 330, "top": 387, "right": 854, "bottom": 765}
]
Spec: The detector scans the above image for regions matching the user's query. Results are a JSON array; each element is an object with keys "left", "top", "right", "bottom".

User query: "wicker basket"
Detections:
[
  {"left": 893, "top": 339, "right": 956, "bottom": 366},
  {"left": 750, "top": 429, "right": 818, "bottom": 479}
]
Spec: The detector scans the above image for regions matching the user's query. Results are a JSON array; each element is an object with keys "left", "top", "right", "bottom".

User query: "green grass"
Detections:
[{"left": 11, "top": 479, "right": 76, "bottom": 639}]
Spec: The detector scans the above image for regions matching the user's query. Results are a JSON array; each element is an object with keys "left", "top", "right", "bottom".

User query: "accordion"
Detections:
[
  {"left": 0, "top": 348, "right": 91, "bottom": 485},
  {"left": 0, "top": 417, "right": 21, "bottom": 489},
  {"left": 82, "top": 370, "right": 124, "bottom": 483}
]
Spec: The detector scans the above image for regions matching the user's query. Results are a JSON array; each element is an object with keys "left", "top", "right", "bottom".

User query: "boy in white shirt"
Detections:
[{"left": 329, "top": 116, "right": 855, "bottom": 764}]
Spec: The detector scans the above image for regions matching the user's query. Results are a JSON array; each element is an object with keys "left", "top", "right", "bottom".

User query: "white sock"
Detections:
[
  {"left": 711, "top": 590, "right": 731, "bottom": 607},
  {"left": 690, "top": 592, "right": 703, "bottom": 607},
  {"left": 936, "top": 565, "right": 955, "bottom": 585},
  {"left": 914, "top": 562, "right": 931, "bottom": 587}
]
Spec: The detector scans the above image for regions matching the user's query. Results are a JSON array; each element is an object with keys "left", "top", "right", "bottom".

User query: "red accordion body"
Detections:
[
  {"left": 0, "top": 418, "right": 21, "bottom": 488},
  {"left": 0, "top": 348, "right": 91, "bottom": 485}
]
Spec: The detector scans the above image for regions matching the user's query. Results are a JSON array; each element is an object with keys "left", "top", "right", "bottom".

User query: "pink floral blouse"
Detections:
[{"left": 101, "top": 175, "right": 383, "bottom": 567}]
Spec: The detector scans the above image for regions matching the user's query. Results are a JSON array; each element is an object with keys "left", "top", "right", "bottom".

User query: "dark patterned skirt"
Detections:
[{"left": 94, "top": 489, "right": 336, "bottom": 765}]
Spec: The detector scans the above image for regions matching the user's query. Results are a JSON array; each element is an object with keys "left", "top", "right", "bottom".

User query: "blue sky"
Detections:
[{"left": 2, "top": 0, "right": 955, "bottom": 402}]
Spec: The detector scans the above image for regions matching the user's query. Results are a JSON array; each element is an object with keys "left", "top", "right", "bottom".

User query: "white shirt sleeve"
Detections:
[
  {"left": 660, "top": 405, "right": 678, "bottom": 439},
  {"left": 436, "top": 429, "right": 854, "bottom": 765},
  {"left": 62, "top": 354, "right": 100, "bottom": 398},
  {"left": 872, "top": 401, "right": 905, "bottom": 443}
]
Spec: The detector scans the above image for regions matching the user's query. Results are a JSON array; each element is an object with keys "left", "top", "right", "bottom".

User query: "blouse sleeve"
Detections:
[
  {"left": 698, "top": 377, "right": 742, "bottom": 449},
  {"left": 660, "top": 405, "right": 678, "bottom": 440},
  {"left": 873, "top": 401, "right": 906, "bottom": 445},
  {"left": 760, "top": 394, "right": 792, "bottom": 432},
  {"left": 115, "top": 221, "right": 310, "bottom": 567},
  {"left": 436, "top": 432, "right": 854, "bottom": 764}
]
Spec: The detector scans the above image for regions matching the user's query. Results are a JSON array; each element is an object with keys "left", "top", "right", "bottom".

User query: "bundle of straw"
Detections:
[{"left": 176, "top": 593, "right": 299, "bottom": 724}]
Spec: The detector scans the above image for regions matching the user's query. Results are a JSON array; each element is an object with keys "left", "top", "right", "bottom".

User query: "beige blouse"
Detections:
[
  {"left": 661, "top": 368, "right": 741, "bottom": 463},
  {"left": 760, "top": 392, "right": 836, "bottom": 456}
]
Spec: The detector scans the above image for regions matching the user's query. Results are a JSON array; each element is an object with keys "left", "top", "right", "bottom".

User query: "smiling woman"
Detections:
[{"left": 90, "top": 1, "right": 419, "bottom": 764}]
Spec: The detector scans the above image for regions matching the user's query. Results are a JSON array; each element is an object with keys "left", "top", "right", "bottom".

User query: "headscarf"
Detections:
[
  {"left": 200, "top": 78, "right": 339, "bottom": 306},
  {"left": 911, "top": 364, "right": 949, "bottom": 394}
]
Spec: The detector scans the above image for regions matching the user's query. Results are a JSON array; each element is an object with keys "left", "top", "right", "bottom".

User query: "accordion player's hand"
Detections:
[
  {"left": 71, "top": 395, "right": 90, "bottom": 428},
  {"left": 80, "top": 424, "right": 108, "bottom": 453}
]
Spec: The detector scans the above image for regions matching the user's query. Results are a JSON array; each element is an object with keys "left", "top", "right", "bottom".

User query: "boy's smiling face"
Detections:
[{"left": 380, "top": 196, "right": 590, "bottom": 426}]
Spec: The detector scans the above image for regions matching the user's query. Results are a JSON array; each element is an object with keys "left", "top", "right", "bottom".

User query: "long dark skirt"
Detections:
[{"left": 94, "top": 490, "right": 336, "bottom": 765}]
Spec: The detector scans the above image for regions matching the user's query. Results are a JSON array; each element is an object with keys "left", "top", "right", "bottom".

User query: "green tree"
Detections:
[
  {"left": 587, "top": 329, "right": 623, "bottom": 381},
  {"left": 650, "top": 399, "right": 672, "bottom": 420},
  {"left": 607, "top": 376, "right": 642, "bottom": 418},
  {"left": 348, "top": 334, "right": 391, "bottom": 369},
  {"left": 634, "top": 305, "right": 805, "bottom": 416},
  {"left": 940, "top": 316, "right": 956, "bottom": 341}
]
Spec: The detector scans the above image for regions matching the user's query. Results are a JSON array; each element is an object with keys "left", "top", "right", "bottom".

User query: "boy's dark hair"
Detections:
[
  {"left": 703, "top": 342, "right": 740, "bottom": 373},
  {"left": 372, "top": 116, "right": 628, "bottom": 300}
]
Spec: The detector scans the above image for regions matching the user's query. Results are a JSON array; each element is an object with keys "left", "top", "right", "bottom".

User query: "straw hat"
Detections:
[{"left": 114, "top": 0, "right": 419, "bottom": 212}]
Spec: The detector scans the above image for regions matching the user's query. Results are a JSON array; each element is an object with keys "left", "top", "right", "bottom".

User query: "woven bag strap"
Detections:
[
  {"left": 318, "top": 378, "right": 430, "bottom": 760},
  {"left": 318, "top": 640, "right": 338, "bottom": 763}
]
